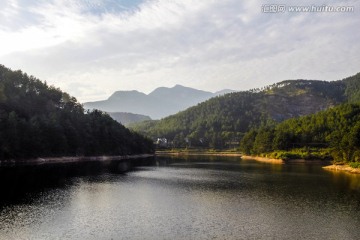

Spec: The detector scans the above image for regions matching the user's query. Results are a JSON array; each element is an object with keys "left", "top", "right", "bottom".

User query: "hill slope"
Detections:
[
  {"left": 0, "top": 65, "right": 154, "bottom": 160},
  {"left": 240, "top": 102, "right": 360, "bottom": 164},
  {"left": 130, "top": 73, "right": 360, "bottom": 148},
  {"left": 107, "top": 112, "right": 151, "bottom": 126}
]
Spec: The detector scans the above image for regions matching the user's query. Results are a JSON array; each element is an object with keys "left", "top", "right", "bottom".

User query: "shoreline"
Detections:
[
  {"left": 240, "top": 155, "right": 331, "bottom": 165},
  {"left": 156, "top": 151, "right": 284, "bottom": 164},
  {"left": 241, "top": 155, "right": 284, "bottom": 164},
  {"left": 157, "top": 151, "right": 334, "bottom": 166},
  {"left": 156, "top": 151, "right": 243, "bottom": 157},
  {"left": 323, "top": 164, "right": 360, "bottom": 174},
  {"left": 0, "top": 154, "right": 154, "bottom": 166},
  {"left": 4, "top": 152, "right": 359, "bottom": 174}
]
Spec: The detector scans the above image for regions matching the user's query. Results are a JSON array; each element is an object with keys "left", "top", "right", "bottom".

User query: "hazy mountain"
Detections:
[
  {"left": 84, "top": 85, "right": 235, "bottom": 119},
  {"left": 214, "top": 89, "right": 237, "bottom": 95},
  {"left": 148, "top": 84, "right": 214, "bottom": 111},
  {"left": 107, "top": 112, "right": 151, "bottom": 126},
  {"left": 130, "top": 72, "right": 360, "bottom": 148}
]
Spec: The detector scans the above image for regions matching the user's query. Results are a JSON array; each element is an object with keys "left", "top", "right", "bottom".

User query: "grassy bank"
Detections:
[
  {"left": 323, "top": 164, "right": 360, "bottom": 174},
  {"left": 255, "top": 148, "right": 332, "bottom": 161},
  {"left": 241, "top": 155, "right": 283, "bottom": 164},
  {"left": 156, "top": 148, "right": 360, "bottom": 174},
  {"left": 156, "top": 148, "right": 332, "bottom": 161}
]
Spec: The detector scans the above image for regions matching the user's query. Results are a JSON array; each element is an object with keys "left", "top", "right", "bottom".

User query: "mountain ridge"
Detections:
[
  {"left": 130, "top": 72, "right": 360, "bottom": 148},
  {"left": 84, "top": 85, "right": 237, "bottom": 119}
]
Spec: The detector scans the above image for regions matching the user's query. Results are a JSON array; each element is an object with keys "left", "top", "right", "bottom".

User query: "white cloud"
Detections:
[{"left": 0, "top": 0, "right": 359, "bottom": 102}]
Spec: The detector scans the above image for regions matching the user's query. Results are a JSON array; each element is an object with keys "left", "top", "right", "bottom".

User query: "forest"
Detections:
[
  {"left": 240, "top": 103, "right": 360, "bottom": 165},
  {"left": 130, "top": 72, "right": 360, "bottom": 165},
  {"left": 0, "top": 65, "right": 154, "bottom": 160},
  {"left": 131, "top": 73, "right": 360, "bottom": 149},
  {"left": 2, "top": 62, "right": 359, "bottom": 165}
]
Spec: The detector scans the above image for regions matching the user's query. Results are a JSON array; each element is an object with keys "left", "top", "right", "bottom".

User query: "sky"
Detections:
[{"left": 0, "top": 0, "right": 359, "bottom": 103}]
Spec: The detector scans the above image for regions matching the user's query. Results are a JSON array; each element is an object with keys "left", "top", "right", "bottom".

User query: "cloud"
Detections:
[{"left": 0, "top": 0, "right": 359, "bottom": 102}]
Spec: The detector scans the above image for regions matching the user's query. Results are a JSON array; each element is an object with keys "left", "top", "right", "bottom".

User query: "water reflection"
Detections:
[
  {"left": 0, "top": 159, "right": 155, "bottom": 206},
  {"left": 326, "top": 170, "right": 360, "bottom": 192},
  {"left": 0, "top": 156, "right": 359, "bottom": 239}
]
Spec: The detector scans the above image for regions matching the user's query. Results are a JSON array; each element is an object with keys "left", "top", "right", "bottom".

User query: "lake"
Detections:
[{"left": 0, "top": 156, "right": 360, "bottom": 239}]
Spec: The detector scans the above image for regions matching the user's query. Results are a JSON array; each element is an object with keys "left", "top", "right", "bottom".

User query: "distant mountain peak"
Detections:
[
  {"left": 112, "top": 90, "right": 143, "bottom": 95},
  {"left": 214, "top": 89, "right": 237, "bottom": 95},
  {"left": 108, "top": 90, "right": 146, "bottom": 100},
  {"left": 130, "top": 73, "right": 360, "bottom": 149},
  {"left": 173, "top": 84, "right": 186, "bottom": 88},
  {"left": 84, "top": 84, "right": 238, "bottom": 119}
]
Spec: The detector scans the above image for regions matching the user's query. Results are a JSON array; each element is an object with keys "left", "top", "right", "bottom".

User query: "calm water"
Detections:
[{"left": 0, "top": 156, "right": 360, "bottom": 240}]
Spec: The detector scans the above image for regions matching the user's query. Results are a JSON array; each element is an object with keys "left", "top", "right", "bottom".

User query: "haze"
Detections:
[{"left": 0, "top": 0, "right": 359, "bottom": 102}]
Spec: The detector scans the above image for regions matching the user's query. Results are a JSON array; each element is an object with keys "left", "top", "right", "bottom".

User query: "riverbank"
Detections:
[
  {"left": 156, "top": 150, "right": 243, "bottom": 157},
  {"left": 160, "top": 151, "right": 359, "bottom": 174},
  {"left": 241, "top": 155, "right": 332, "bottom": 166},
  {"left": 0, "top": 154, "right": 154, "bottom": 166},
  {"left": 243, "top": 156, "right": 360, "bottom": 173},
  {"left": 241, "top": 155, "right": 284, "bottom": 164},
  {"left": 323, "top": 164, "right": 360, "bottom": 174},
  {"left": 157, "top": 151, "right": 335, "bottom": 166},
  {"left": 157, "top": 151, "right": 284, "bottom": 164}
]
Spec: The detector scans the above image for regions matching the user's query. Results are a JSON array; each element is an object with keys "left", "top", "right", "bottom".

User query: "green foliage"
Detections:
[
  {"left": 239, "top": 129, "right": 257, "bottom": 154},
  {"left": 132, "top": 91, "right": 265, "bottom": 148},
  {"left": 349, "top": 162, "right": 360, "bottom": 168},
  {"left": 265, "top": 149, "right": 331, "bottom": 160},
  {"left": 0, "top": 65, "right": 154, "bottom": 160},
  {"left": 127, "top": 71, "right": 360, "bottom": 163},
  {"left": 252, "top": 127, "right": 274, "bottom": 154},
  {"left": 343, "top": 72, "right": 360, "bottom": 103},
  {"left": 241, "top": 103, "right": 360, "bottom": 163},
  {"left": 131, "top": 76, "right": 349, "bottom": 149}
]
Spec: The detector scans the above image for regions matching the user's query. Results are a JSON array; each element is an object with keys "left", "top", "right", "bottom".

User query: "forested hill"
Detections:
[
  {"left": 240, "top": 103, "right": 360, "bottom": 164},
  {"left": 130, "top": 72, "right": 360, "bottom": 148},
  {"left": 0, "top": 65, "right": 154, "bottom": 160}
]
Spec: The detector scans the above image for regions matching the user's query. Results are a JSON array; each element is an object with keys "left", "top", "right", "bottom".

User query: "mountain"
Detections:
[
  {"left": 214, "top": 89, "right": 237, "bottom": 95},
  {"left": 107, "top": 112, "right": 151, "bottom": 126},
  {"left": 130, "top": 73, "right": 360, "bottom": 149},
  {"left": 0, "top": 65, "right": 154, "bottom": 160},
  {"left": 148, "top": 84, "right": 214, "bottom": 111},
  {"left": 83, "top": 85, "right": 236, "bottom": 119}
]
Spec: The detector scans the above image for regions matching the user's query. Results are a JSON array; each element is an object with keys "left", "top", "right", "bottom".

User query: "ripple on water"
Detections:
[{"left": 0, "top": 158, "right": 360, "bottom": 239}]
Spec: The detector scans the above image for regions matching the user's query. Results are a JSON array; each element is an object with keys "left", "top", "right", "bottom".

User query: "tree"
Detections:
[{"left": 0, "top": 65, "right": 154, "bottom": 160}]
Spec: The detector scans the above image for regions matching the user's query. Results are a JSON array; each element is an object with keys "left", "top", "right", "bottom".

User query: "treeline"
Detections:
[
  {"left": 240, "top": 103, "right": 360, "bottom": 163},
  {"left": 131, "top": 91, "right": 265, "bottom": 148},
  {"left": 130, "top": 74, "right": 358, "bottom": 149},
  {"left": 0, "top": 65, "right": 154, "bottom": 160}
]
